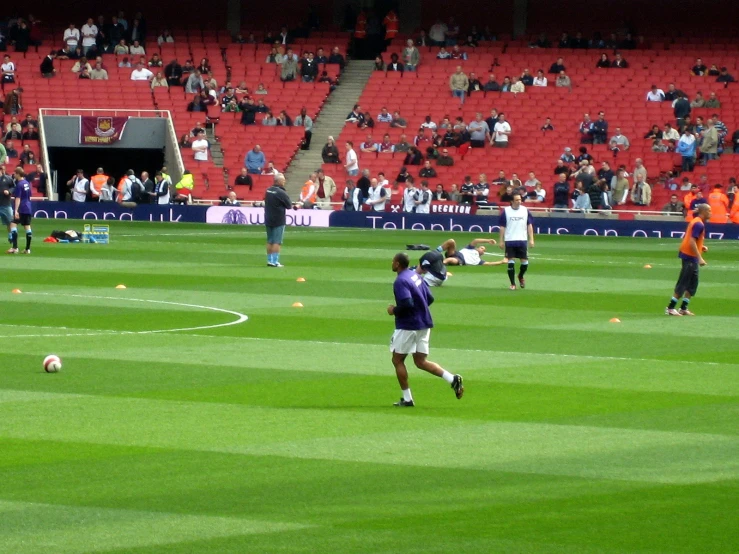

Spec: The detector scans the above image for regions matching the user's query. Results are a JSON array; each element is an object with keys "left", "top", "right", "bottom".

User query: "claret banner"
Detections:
[{"left": 79, "top": 116, "right": 130, "bottom": 145}]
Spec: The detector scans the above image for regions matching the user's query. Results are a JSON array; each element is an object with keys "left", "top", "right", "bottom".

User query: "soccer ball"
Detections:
[{"left": 43, "top": 355, "right": 62, "bottom": 373}]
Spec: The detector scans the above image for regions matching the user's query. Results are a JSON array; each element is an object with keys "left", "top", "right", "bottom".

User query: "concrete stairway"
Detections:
[{"left": 283, "top": 60, "right": 375, "bottom": 197}]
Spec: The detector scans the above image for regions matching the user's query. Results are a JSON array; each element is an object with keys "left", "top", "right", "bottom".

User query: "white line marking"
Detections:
[{"left": 2, "top": 293, "right": 248, "bottom": 339}]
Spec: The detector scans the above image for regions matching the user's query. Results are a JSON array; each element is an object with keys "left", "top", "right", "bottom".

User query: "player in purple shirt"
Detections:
[
  {"left": 8, "top": 167, "right": 33, "bottom": 254},
  {"left": 387, "top": 252, "right": 464, "bottom": 407}
]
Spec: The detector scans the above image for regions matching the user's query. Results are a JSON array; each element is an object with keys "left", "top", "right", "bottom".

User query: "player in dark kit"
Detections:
[
  {"left": 387, "top": 252, "right": 464, "bottom": 407},
  {"left": 416, "top": 250, "right": 447, "bottom": 286},
  {"left": 7, "top": 167, "right": 32, "bottom": 254},
  {"left": 665, "top": 203, "right": 711, "bottom": 316}
]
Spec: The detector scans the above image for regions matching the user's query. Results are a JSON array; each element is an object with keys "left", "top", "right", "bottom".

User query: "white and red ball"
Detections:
[{"left": 43, "top": 355, "right": 62, "bottom": 373}]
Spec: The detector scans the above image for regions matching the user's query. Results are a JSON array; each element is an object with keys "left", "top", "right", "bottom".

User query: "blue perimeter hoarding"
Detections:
[{"left": 29, "top": 202, "right": 739, "bottom": 241}]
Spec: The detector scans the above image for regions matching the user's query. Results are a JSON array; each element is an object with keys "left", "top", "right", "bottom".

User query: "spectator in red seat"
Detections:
[
  {"left": 609, "top": 127, "right": 630, "bottom": 151},
  {"left": 532, "top": 69, "right": 547, "bottom": 87},
  {"left": 704, "top": 92, "right": 721, "bottom": 109},
  {"left": 328, "top": 46, "right": 345, "bottom": 71},
  {"left": 234, "top": 167, "right": 253, "bottom": 190},
  {"left": 63, "top": 23, "right": 80, "bottom": 51},
  {"left": 315, "top": 48, "right": 328, "bottom": 65},
  {"left": 436, "top": 148, "right": 454, "bottom": 166},
  {"left": 527, "top": 182, "right": 547, "bottom": 203},
  {"left": 664, "top": 83, "right": 685, "bottom": 102},
  {"left": 114, "top": 39, "right": 129, "bottom": 55},
  {"left": 413, "top": 128, "right": 429, "bottom": 148},
  {"left": 449, "top": 65, "right": 469, "bottom": 105},
  {"left": 129, "top": 40, "right": 145, "bottom": 56},
  {"left": 436, "top": 47, "right": 452, "bottom": 60},
  {"left": 419, "top": 160, "right": 437, "bottom": 178},
  {"left": 403, "top": 39, "right": 420, "bottom": 70},
  {"left": 395, "top": 134, "right": 411, "bottom": 153},
  {"left": 378, "top": 134, "right": 394, "bottom": 154},
  {"left": 360, "top": 134, "right": 378, "bottom": 154},
  {"left": 484, "top": 73, "right": 500, "bottom": 92},
  {"left": 373, "top": 55, "right": 385, "bottom": 71},
  {"left": 245, "top": 145, "right": 266, "bottom": 174},
  {"left": 404, "top": 146, "right": 423, "bottom": 166},
  {"left": 4, "top": 125, "right": 21, "bottom": 141},
  {"left": 500, "top": 76, "right": 512, "bottom": 92},
  {"left": 358, "top": 112, "right": 374, "bottom": 129},
  {"left": 40, "top": 51, "right": 57, "bottom": 77},
  {"left": 262, "top": 162, "right": 278, "bottom": 176},
  {"left": 21, "top": 125, "right": 38, "bottom": 141},
  {"left": 611, "top": 53, "right": 628, "bottom": 68},
  {"left": 300, "top": 52, "right": 319, "bottom": 82},
  {"left": 690, "top": 58, "right": 707, "bottom": 76},
  {"left": 450, "top": 45, "right": 467, "bottom": 61},
  {"left": 555, "top": 70, "right": 571, "bottom": 89},
  {"left": 578, "top": 113, "right": 593, "bottom": 143},
  {"left": 390, "top": 111, "right": 407, "bottom": 129},
  {"left": 433, "top": 184, "right": 450, "bottom": 201},
  {"left": 596, "top": 53, "right": 610, "bottom": 68},
  {"left": 524, "top": 172, "right": 541, "bottom": 190},
  {"left": 1, "top": 55, "right": 16, "bottom": 85},
  {"left": 314, "top": 169, "right": 336, "bottom": 209},
  {"left": 464, "top": 73, "right": 481, "bottom": 96},
  {"left": 19, "top": 145, "right": 35, "bottom": 165},
  {"left": 510, "top": 76, "right": 525, "bottom": 94},
  {"left": 387, "top": 53, "right": 403, "bottom": 72},
  {"left": 598, "top": 161, "right": 615, "bottom": 185},
  {"left": 716, "top": 67, "right": 735, "bottom": 84},
  {"left": 576, "top": 146, "right": 593, "bottom": 164},
  {"left": 706, "top": 64, "right": 719, "bottom": 77},
  {"left": 71, "top": 56, "right": 91, "bottom": 73},
  {"left": 520, "top": 68, "right": 534, "bottom": 86},
  {"left": 548, "top": 57, "right": 565, "bottom": 74},
  {"left": 646, "top": 85, "right": 665, "bottom": 102},
  {"left": 541, "top": 117, "right": 554, "bottom": 132},
  {"left": 377, "top": 107, "right": 392, "bottom": 123}
]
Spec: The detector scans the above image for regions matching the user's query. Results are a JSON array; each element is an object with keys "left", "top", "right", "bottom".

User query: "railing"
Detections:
[{"left": 38, "top": 108, "right": 169, "bottom": 118}]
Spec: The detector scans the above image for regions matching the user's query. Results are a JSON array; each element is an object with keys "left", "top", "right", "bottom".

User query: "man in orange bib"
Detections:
[
  {"left": 706, "top": 183, "right": 729, "bottom": 223},
  {"left": 383, "top": 10, "right": 399, "bottom": 41},
  {"left": 89, "top": 167, "right": 109, "bottom": 202},
  {"left": 665, "top": 203, "right": 711, "bottom": 316}
]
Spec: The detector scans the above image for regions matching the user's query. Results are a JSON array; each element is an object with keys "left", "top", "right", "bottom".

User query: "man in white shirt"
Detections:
[
  {"left": 81, "top": 18, "right": 98, "bottom": 56},
  {"left": 415, "top": 181, "right": 432, "bottom": 214},
  {"left": 67, "top": 169, "right": 88, "bottom": 202},
  {"left": 402, "top": 180, "right": 418, "bottom": 213},
  {"left": 377, "top": 107, "right": 392, "bottom": 123},
  {"left": 130, "top": 64, "right": 153, "bottom": 81},
  {"left": 498, "top": 193, "right": 535, "bottom": 290},
  {"left": 646, "top": 85, "right": 665, "bottom": 102},
  {"left": 492, "top": 113, "right": 512, "bottom": 148},
  {"left": 129, "top": 41, "right": 146, "bottom": 55},
  {"left": 428, "top": 20, "right": 447, "bottom": 46},
  {"left": 191, "top": 131, "right": 209, "bottom": 161},
  {"left": 63, "top": 24, "right": 80, "bottom": 50},
  {"left": 365, "top": 178, "right": 388, "bottom": 211},
  {"left": 344, "top": 141, "right": 358, "bottom": 176}
]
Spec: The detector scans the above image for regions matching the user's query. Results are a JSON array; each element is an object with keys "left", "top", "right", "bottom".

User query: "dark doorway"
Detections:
[{"left": 48, "top": 147, "right": 165, "bottom": 191}]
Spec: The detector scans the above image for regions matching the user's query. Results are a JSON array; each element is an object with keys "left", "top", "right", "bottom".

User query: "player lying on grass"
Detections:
[{"left": 437, "top": 238, "right": 506, "bottom": 266}]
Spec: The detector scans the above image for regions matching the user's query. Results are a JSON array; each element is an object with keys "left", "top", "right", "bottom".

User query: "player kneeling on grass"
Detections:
[
  {"left": 499, "top": 192, "right": 535, "bottom": 290},
  {"left": 665, "top": 203, "right": 711, "bottom": 316},
  {"left": 438, "top": 237, "right": 503, "bottom": 266},
  {"left": 388, "top": 252, "right": 464, "bottom": 407}
]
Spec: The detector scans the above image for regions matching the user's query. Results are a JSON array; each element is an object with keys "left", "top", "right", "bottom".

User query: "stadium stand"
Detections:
[{"left": 3, "top": 12, "right": 737, "bottom": 214}]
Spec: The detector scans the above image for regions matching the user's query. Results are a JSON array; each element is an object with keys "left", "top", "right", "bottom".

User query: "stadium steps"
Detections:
[{"left": 284, "top": 60, "right": 375, "bottom": 197}]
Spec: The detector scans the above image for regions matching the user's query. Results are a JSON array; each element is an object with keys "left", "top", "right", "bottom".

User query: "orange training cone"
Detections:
[
  {"left": 609, "top": 317, "right": 621, "bottom": 323},
  {"left": 296, "top": 277, "right": 306, "bottom": 282},
  {"left": 643, "top": 264, "right": 652, "bottom": 269},
  {"left": 115, "top": 284, "right": 127, "bottom": 289},
  {"left": 292, "top": 302, "right": 304, "bottom": 308},
  {"left": 11, "top": 288, "right": 21, "bottom": 294}
]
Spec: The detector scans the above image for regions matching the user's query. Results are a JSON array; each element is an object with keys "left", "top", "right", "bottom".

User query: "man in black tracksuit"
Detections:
[{"left": 264, "top": 175, "right": 293, "bottom": 267}]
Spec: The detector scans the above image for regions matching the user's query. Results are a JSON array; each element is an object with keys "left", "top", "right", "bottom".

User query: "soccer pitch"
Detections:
[{"left": 1, "top": 221, "right": 737, "bottom": 554}]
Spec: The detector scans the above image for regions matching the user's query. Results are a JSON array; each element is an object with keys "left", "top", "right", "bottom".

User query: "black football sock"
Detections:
[
  {"left": 507, "top": 262, "right": 515, "bottom": 285},
  {"left": 11, "top": 229, "right": 17, "bottom": 249},
  {"left": 518, "top": 261, "right": 529, "bottom": 279},
  {"left": 680, "top": 298, "right": 690, "bottom": 311},
  {"left": 25, "top": 229, "right": 32, "bottom": 251},
  {"left": 667, "top": 297, "right": 678, "bottom": 310}
]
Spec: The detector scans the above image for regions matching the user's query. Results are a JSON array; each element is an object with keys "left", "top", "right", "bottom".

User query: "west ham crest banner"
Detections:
[{"left": 79, "top": 116, "right": 129, "bottom": 145}]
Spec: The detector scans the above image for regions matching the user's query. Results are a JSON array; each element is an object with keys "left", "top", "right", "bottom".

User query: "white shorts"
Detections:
[
  {"left": 422, "top": 273, "right": 445, "bottom": 287},
  {"left": 390, "top": 328, "right": 431, "bottom": 355}
]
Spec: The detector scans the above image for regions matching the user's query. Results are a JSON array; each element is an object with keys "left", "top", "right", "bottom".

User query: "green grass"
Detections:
[{"left": 0, "top": 221, "right": 737, "bottom": 553}]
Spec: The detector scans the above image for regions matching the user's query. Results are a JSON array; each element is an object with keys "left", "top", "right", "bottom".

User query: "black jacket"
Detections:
[
  {"left": 40, "top": 56, "right": 55, "bottom": 75},
  {"left": 553, "top": 182, "right": 570, "bottom": 205},
  {"left": 264, "top": 185, "right": 293, "bottom": 227}
]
